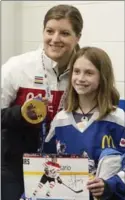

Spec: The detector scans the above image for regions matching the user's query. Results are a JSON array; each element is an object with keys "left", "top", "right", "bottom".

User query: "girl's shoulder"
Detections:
[
  {"left": 55, "top": 110, "right": 70, "bottom": 120},
  {"left": 51, "top": 110, "right": 72, "bottom": 129},
  {"left": 105, "top": 108, "right": 125, "bottom": 127},
  {"left": 111, "top": 107, "right": 124, "bottom": 118}
]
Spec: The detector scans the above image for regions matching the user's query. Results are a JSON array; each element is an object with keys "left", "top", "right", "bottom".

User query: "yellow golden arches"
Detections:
[{"left": 101, "top": 135, "right": 115, "bottom": 149}]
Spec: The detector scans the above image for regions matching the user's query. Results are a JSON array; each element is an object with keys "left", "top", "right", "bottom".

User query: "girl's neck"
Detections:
[{"left": 78, "top": 94, "right": 97, "bottom": 113}]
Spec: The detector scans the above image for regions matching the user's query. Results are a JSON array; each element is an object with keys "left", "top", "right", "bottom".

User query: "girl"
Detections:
[{"left": 45, "top": 47, "right": 125, "bottom": 200}]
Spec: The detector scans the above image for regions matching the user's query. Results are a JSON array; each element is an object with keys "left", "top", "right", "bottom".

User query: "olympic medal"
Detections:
[{"left": 21, "top": 98, "right": 47, "bottom": 124}]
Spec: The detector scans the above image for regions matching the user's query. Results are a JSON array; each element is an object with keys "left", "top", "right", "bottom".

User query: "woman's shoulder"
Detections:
[{"left": 2, "top": 48, "right": 42, "bottom": 72}]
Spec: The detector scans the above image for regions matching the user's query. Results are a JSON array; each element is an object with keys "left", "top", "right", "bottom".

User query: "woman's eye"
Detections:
[
  {"left": 61, "top": 32, "right": 70, "bottom": 36},
  {"left": 46, "top": 29, "right": 53, "bottom": 34}
]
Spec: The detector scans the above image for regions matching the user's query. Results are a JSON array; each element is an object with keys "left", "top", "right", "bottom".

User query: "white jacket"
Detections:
[{"left": 1, "top": 48, "right": 70, "bottom": 120}]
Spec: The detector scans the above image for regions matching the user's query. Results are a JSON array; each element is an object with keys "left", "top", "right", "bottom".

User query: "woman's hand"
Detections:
[
  {"left": 21, "top": 96, "right": 48, "bottom": 124},
  {"left": 87, "top": 177, "right": 105, "bottom": 198}
]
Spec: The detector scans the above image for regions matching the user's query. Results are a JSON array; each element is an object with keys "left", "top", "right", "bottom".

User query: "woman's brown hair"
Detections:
[
  {"left": 65, "top": 47, "right": 120, "bottom": 120},
  {"left": 43, "top": 4, "right": 83, "bottom": 37}
]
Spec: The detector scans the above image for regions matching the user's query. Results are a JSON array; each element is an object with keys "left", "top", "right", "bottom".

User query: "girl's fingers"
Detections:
[
  {"left": 87, "top": 182, "right": 104, "bottom": 190},
  {"left": 92, "top": 191, "right": 104, "bottom": 197}
]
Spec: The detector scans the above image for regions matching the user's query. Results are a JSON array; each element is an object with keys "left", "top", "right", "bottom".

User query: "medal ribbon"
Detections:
[{"left": 40, "top": 50, "right": 67, "bottom": 152}]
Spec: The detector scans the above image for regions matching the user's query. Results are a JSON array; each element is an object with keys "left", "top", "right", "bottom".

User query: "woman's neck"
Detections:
[
  {"left": 57, "top": 51, "right": 75, "bottom": 75},
  {"left": 58, "top": 64, "right": 67, "bottom": 75}
]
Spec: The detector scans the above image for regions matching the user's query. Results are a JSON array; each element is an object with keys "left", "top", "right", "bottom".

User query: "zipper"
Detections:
[{"left": 53, "top": 68, "right": 59, "bottom": 82}]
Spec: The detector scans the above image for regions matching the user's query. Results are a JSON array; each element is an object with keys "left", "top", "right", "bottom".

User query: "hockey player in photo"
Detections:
[{"left": 32, "top": 155, "right": 62, "bottom": 198}]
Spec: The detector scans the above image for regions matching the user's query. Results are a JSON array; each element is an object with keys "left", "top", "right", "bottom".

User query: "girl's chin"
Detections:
[{"left": 76, "top": 91, "right": 90, "bottom": 95}]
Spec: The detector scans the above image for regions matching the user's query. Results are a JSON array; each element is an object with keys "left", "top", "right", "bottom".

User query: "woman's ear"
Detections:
[
  {"left": 75, "top": 33, "right": 81, "bottom": 45},
  {"left": 78, "top": 33, "right": 82, "bottom": 40}
]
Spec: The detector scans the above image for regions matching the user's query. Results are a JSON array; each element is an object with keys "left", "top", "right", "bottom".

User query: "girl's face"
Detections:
[
  {"left": 43, "top": 19, "right": 80, "bottom": 62},
  {"left": 72, "top": 55, "right": 100, "bottom": 97}
]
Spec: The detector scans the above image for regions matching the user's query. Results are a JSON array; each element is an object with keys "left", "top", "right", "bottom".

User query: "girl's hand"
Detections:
[{"left": 87, "top": 178, "right": 105, "bottom": 198}]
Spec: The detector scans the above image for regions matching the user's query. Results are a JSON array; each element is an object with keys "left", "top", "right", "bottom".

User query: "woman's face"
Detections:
[
  {"left": 72, "top": 55, "right": 100, "bottom": 97},
  {"left": 43, "top": 18, "right": 80, "bottom": 62}
]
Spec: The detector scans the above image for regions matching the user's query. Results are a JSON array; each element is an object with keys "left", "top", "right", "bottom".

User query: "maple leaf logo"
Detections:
[{"left": 120, "top": 138, "right": 125, "bottom": 147}]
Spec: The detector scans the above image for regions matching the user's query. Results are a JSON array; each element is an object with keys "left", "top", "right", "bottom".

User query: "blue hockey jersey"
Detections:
[{"left": 45, "top": 108, "right": 125, "bottom": 200}]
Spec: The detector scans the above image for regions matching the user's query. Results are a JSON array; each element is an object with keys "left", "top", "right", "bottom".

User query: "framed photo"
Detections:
[{"left": 22, "top": 154, "right": 89, "bottom": 200}]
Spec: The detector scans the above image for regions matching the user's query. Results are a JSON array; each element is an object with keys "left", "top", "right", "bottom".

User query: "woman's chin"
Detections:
[{"left": 45, "top": 51, "right": 62, "bottom": 62}]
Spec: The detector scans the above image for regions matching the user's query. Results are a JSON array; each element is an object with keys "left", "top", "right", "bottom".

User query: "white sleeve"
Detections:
[
  {"left": 45, "top": 113, "right": 60, "bottom": 142},
  {"left": 45, "top": 119, "right": 56, "bottom": 142},
  {"left": 43, "top": 162, "right": 49, "bottom": 169},
  {"left": 45, "top": 110, "right": 67, "bottom": 142},
  {"left": 117, "top": 171, "right": 125, "bottom": 184},
  {"left": 1, "top": 58, "right": 19, "bottom": 108}
]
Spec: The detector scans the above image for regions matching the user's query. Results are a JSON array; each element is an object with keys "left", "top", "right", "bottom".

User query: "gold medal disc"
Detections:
[{"left": 21, "top": 98, "right": 47, "bottom": 124}]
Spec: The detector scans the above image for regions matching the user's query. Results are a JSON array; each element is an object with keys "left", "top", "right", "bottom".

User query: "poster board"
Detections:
[{"left": 22, "top": 154, "right": 89, "bottom": 200}]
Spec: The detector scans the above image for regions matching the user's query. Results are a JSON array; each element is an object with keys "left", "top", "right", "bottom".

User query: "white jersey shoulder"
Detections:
[
  {"left": 104, "top": 107, "right": 125, "bottom": 127},
  {"left": 55, "top": 110, "right": 69, "bottom": 120},
  {"left": 45, "top": 110, "right": 70, "bottom": 142},
  {"left": 53, "top": 110, "right": 71, "bottom": 127}
]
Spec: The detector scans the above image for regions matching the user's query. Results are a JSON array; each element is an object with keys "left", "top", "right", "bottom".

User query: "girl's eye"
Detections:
[
  {"left": 73, "top": 69, "right": 80, "bottom": 74},
  {"left": 86, "top": 71, "right": 93, "bottom": 75}
]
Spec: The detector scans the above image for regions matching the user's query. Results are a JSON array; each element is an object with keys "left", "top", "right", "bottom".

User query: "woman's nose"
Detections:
[{"left": 52, "top": 32, "right": 61, "bottom": 42}]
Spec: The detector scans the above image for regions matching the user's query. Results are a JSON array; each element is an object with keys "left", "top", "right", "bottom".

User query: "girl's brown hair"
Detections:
[{"left": 65, "top": 47, "right": 120, "bottom": 120}]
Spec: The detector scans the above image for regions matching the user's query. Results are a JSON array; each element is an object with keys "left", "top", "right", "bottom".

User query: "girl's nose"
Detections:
[{"left": 78, "top": 73, "right": 85, "bottom": 81}]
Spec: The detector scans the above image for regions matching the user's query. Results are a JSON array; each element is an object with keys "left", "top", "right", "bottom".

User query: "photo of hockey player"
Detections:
[
  {"left": 23, "top": 154, "right": 89, "bottom": 200},
  {"left": 32, "top": 155, "right": 62, "bottom": 198}
]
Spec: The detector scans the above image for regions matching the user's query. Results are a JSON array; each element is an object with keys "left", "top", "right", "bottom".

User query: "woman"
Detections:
[
  {"left": 45, "top": 46, "right": 125, "bottom": 200},
  {"left": 1, "top": 4, "right": 83, "bottom": 200}
]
